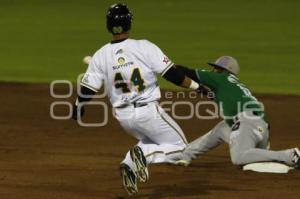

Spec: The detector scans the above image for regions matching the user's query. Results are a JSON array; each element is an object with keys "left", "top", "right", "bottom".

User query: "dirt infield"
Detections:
[{"left": 0, "top": 82, "right": 300, "bottom": 199}]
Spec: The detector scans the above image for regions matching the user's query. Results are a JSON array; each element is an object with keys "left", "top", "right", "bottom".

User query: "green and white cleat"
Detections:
[
  {"left": 130, "top": 146, "right": 149, "bottom": 183},
  {"left": 120, "top": 163, "right": 138, "bottom": 195}
]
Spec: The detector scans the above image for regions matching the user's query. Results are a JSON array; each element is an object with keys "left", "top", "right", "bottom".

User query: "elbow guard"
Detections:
[
  {"left": 175, "top": 65, "right": 199, "bottom": 82},
  {"left": 162, "top": 65, "right": 185, "bottom": 86}
]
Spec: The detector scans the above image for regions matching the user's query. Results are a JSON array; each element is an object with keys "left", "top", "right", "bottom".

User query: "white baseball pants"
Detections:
[{"left": 115, "top": 102, "right": 187, "bottom": 170}]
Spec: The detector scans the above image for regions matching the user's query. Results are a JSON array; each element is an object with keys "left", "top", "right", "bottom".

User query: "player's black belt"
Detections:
[
  {"left": 132, "top": 102, "right": 148, "bottom": 108},
  {"left": 117, "top": 102, "right": 148, "bottom": 109}
]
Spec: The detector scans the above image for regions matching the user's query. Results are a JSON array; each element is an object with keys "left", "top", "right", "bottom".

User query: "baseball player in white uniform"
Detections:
[{"left": 72, "top": 4, "right": 201, "bottom": 195}]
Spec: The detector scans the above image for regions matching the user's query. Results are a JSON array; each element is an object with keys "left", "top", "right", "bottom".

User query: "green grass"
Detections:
[{"left": 0, "top": 0, "right": 300, "bottom": 94}]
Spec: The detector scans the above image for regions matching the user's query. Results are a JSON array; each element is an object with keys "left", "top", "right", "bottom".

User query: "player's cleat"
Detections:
[
  {"left": 292, "top": 148, "right": 300, "bottom": 168},
  {"left": 130, "top": 146, "right": 149, "bottom": 183},
  {"left": 174, "top": 159, "right": 190, "bottom": 167},
  {"left": 120, "top": 163, "right": 138, "bottom": 195}
]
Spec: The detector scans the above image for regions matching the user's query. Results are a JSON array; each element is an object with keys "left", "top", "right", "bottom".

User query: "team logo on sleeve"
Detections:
[
  {"left": 163, "top": 56, "right": 170, "bottom": 64},
  {"left": 118, "top": 57, "right": 126, "bottom": 65}
]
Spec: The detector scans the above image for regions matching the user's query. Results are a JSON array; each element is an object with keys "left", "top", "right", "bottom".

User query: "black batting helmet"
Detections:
[{"left": 106, "top": 4, "right": 133, "bottom": 35}]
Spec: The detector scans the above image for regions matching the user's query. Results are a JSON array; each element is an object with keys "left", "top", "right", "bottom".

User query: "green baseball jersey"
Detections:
[{"left": 195, "top": 69, "right": 266, "bottom": 126}]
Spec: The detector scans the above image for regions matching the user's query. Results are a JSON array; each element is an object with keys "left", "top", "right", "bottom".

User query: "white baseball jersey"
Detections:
[{"left": 81, "top": 39, "right": 174, "bottom": 107}]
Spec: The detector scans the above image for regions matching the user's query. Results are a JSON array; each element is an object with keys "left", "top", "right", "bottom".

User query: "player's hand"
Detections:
[
  {"left": 72, "top": 105, "right": 85, "bottom": 120},
  {"left": 196, "top": 85, "right": 209, "bottom": 95},
  {"left": 196, "top": 85, "right": 215, "bottom": 100}
]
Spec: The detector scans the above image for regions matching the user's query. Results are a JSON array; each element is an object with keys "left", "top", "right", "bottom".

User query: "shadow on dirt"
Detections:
[{"left": 135, "top": 180, "right": 254, "bottom": 199}]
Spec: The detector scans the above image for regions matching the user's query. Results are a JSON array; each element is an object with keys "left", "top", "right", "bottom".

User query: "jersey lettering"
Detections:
[
  {"left": 114, "top": 67, "right": 146, "bottom": 93},
  {"left": 228, "top": 75, "right": 257, "bottom": 101},
  {"left": 114, "top": 72, "right": 131, "bottom": 93},
  {"left": 131, "top": 68, "right": 146, "bottom": 92}
]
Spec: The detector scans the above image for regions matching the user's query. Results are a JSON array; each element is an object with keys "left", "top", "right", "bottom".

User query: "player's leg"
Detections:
[
  {"left": 153, "top": 103, "right": 188, "bottom": 146},
  {"left": 179, "top": 120, "right": 231, "bottom": 164},
  {"left": 115, "top": 106, "right": 149, "bottom": 194},
  {"left": 132, "top": 103, "right": 188, "bottom": 164},
  {"left": 117, "top": 121, "right": 150, "bottom": 180},
  {"left": 136, "top": 140, "right": 186, "bottom": 164},
  {"left": 116, "top": 103, "right": 186, "bottom": 183},
  {"left": 229, "top": 119, "right": 298, "bottom": 166}
]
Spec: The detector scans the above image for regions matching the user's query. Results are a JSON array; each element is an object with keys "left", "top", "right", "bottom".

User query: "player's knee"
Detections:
[{"left": 231, "top": 152, "right": 247, "bottom": 165}]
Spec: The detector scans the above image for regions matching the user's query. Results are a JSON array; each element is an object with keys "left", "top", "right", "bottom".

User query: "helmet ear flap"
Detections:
[{"left": 106, "top": 4, "right": 133, "bottom": 35}]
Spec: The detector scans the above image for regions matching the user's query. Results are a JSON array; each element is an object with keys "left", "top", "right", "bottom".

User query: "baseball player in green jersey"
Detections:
[{"left": 174, "top": 56, "right": 300, "bottom": 168}]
